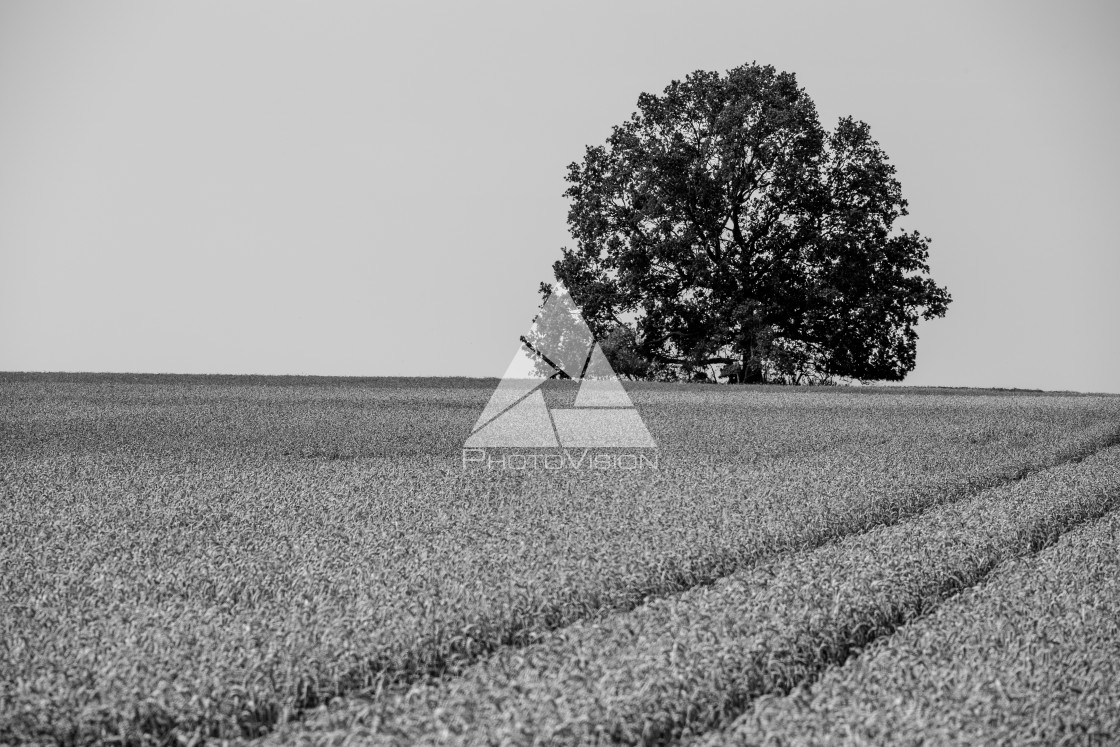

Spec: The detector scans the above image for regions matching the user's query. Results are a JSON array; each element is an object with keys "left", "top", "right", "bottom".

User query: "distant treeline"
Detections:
[{"left": 0, "top": 371, "right": 1107, "bottom": 396}]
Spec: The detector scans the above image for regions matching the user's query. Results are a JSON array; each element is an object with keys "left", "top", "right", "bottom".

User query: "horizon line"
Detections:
[{"left": 0, "top": 370, "right": 1115, "bottom": 397}]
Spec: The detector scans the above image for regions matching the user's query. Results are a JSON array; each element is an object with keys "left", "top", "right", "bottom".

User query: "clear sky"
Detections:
[{"left": 1, "top": 1, "right": 1117, "bottom": 393}]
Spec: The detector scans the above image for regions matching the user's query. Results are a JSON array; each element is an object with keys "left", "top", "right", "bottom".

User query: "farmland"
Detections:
[
  {"left": 2, "top": 374, "right": 1119, "bottom": 745},
  {"left": 702, "top": 508, "right": 1120, "bottom": 746}
]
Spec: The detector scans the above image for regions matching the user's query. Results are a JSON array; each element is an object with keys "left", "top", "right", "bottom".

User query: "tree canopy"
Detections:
[{"left": 546, "top": 62, "right": 951, "bottom": 384}]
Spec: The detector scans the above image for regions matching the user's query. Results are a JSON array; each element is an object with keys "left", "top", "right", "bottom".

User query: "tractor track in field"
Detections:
[
  {"left": 5, "top": 377, "right": 1119, "bottom": 747},
  {"left": 675, "top": 495, "right": 1120, "bottom": 747},
  {"left": 262, "top": 430, "right": 1120, "bottom": 745}
]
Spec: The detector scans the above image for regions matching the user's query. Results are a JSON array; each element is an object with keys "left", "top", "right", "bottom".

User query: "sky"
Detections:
[{"left": 1, "top": 1, "right": 1117, "bottom": 393}]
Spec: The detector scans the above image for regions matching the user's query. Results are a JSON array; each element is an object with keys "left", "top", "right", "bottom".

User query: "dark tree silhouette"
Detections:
[{"left": 546, "top": 62, "right": 951, "bottom": 384}]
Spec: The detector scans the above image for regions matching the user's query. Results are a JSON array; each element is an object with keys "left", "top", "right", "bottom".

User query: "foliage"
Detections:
[{"left": 550, "top": 62, "right": 951, "bottom": 383}]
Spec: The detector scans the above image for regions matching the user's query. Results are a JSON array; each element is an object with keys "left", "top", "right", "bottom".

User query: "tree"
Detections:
[{"left": 545, "top": 62, "right": 951, "bottom": 384}]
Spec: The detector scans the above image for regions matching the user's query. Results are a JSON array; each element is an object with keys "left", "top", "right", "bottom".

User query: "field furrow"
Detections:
[
  {"left": 2, "top": 378, "right": 1119, "bottom": 744},
  {"left": 702, "top": 509, "right": 1120, "bottom": 746},
  {"left": 266, "top": 444, "right": 1120, "bottom": 745}
]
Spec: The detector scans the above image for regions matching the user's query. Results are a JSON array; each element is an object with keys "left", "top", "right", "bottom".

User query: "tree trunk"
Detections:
[{"left": 741, "top": 333, "right": 764, "bottom": 384}]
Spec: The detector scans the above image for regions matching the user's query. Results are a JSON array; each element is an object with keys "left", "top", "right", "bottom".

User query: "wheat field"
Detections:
[{"left": 2, "top": 374, "right": 1119, "bottom": 745}]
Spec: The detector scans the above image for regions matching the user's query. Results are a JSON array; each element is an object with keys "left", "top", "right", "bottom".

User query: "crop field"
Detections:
[
  {"left": 702, "top": 507, "right": 1120, "bottom": 746},
  {"left": 2, "top": 373, "right": 1120, "bottom": 745}
]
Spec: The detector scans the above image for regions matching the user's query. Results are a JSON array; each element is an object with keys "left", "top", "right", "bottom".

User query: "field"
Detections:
[{"left": 2, "top": 373, "right": 1119, "bottom": 745}]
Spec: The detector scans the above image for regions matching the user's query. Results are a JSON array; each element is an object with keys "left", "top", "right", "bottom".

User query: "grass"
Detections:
[{"left": 1, "top": 374, "right": 1119, "bottom": 744}]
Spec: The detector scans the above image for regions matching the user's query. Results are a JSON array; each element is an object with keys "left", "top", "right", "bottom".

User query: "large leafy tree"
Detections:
[{"left": 546, "top": 63, "right": 950, "bottom": 383}]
